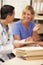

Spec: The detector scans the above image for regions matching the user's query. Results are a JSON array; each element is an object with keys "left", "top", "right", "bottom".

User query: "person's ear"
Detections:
[{"left": 6, "top": 15, "right": 10, "bottom": 20}]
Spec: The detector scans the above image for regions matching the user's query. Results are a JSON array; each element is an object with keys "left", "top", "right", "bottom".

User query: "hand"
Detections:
[
  {"left": 25, "top": 36, "right": 33, "bottom": 42},
  {"left": 33, "top": 24, "right": 40, "bottom": 31}
]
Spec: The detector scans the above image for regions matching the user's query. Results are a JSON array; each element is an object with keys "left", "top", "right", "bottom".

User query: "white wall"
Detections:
[
  {"left": 0, "top": 0, "right": 1, "bottom": 9},
  {"left": 3, "top": 0, "right": 30, "bottom": 18}
]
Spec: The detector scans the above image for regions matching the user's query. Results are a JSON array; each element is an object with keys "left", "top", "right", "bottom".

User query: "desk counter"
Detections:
[{"left": 1, "top": 57, "right": 43, "bottom": 65}]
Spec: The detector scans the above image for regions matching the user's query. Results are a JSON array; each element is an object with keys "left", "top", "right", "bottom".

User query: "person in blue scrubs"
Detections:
[{"left": 12, "top": 5, "right": 40, "bottom": 47}]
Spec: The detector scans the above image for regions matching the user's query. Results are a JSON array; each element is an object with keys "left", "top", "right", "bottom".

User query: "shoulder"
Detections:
[
  {"left": 30, "top": 21, "right": 35, "bottom": 24},
  {"left": 14, "top": 20, "right": 22, "bottom": 26},
  {"left": 29, "top": 21, "right": 35, "bottom": 26},
  {"left": 29, "top": 21, "right": 35, "bottom": 29}
]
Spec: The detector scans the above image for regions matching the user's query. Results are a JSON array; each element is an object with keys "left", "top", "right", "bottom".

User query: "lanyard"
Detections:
[{"left": 0, "top": 21, "right": 9, "bottom": 32}]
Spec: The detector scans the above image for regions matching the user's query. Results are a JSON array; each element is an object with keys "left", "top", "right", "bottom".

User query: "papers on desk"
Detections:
[
  {"left": 16, "top": 47, "right": 43, "bottom": 50},
  {"left": 15, "top": 47, "right": 43, "bottom": 60}
]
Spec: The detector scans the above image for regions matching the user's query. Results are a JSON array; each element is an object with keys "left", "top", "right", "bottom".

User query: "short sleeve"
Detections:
[{"left": 12, "top": 23, "right": 20, "bottom": 35}]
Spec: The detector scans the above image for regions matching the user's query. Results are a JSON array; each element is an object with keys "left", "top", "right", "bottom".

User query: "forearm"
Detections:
[
  {"left": 35, "top": 41, "right": 43, "bottom": 46},
  {"left": 32, "top": 31, "right": 40, "bottom": 41},
  {"left": 14, "top": 43, "right": 25, "bottom": 48},
  {"left": 14, "top": 39, "right": 28, "bottom": 48}
]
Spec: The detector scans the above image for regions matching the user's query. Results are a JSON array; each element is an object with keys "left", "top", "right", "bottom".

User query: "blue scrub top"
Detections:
[{"left": 12, "top": 20, "right": 35, "bottom": 40}]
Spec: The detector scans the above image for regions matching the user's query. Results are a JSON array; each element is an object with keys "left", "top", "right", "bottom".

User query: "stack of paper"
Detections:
[{"left": 16, "top": 47, "right": 43, "bottom": 60}]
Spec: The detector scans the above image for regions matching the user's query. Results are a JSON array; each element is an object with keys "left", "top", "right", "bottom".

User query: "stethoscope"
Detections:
[{"left": 0, "top": 22, "right": 10, "bottom": 45}]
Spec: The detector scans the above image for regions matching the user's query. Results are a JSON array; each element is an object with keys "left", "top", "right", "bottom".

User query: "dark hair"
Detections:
[{"left": 1, "top": 5, "right": 15, "bottom": 19}]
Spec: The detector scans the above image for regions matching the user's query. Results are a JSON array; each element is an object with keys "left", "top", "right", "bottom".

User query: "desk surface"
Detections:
[
  {"left": 1, "top": 46, "right": 43, "bottom": 65},
  {"left": 1, "top": 57, "right": 43, "bottom": 65}
]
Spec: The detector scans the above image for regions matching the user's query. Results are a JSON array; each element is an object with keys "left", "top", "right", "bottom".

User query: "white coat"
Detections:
[{"left": 0, "top": 22, "right": 14, "bottom": 61}]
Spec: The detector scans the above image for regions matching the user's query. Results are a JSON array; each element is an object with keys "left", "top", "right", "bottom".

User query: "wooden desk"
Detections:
[
  {"left": 1, "top": 47, "right": 43, "bottom": 65},
  {"left": 1, "top": 57, "right": 43, "bottom": 65}
]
